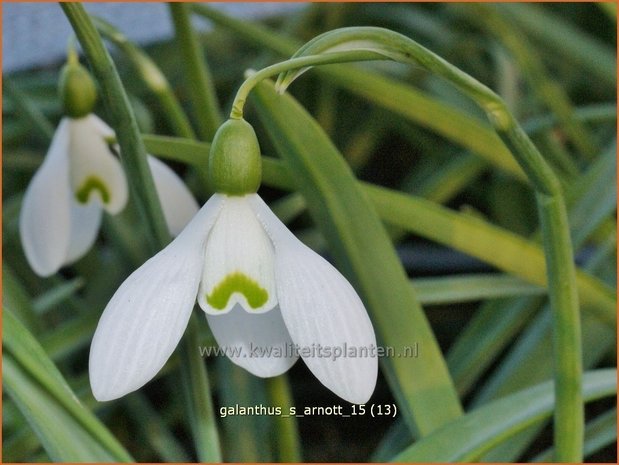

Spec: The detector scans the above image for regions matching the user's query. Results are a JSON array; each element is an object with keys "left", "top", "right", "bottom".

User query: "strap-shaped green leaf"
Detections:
[
  {"left": 251, "top": 79, "right": 463, "bottom": 436},
  {"left": 532, "top": 408, "right": 617, "bottom": 462},
  {"left": 393, "top": 369, "right": 616, "bottom": 462},
  {"left": 3, "top": 308, "right": 132, "bottom": 462}
]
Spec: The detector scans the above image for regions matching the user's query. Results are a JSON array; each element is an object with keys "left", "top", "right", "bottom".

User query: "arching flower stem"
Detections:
[{"left": 229, "top": 50, "right": 385, "bottom": 120}]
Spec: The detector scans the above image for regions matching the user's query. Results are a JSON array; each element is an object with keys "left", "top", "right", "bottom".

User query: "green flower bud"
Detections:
[
  {"left": 209, "top": 119, "right": 262, "bottom": 195},
  {"left": 59, "top": 60, "right": 97, "bottom": 118}
]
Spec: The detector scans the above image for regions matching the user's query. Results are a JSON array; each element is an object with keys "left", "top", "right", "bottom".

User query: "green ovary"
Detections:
[
  {"left": 75, "top": 176, "right": 110, "bottom": 204},
  {"left": 206, "top": 272, "right": 269, "bottom": 310}
]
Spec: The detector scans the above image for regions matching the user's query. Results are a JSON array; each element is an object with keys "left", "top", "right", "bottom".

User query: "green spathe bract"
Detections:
[
  {"left": 209, "top": 119, "right": 262, "bottom": 195},
  {"left": 206, "top": 272, "right": 269, "bottom": 310},
  {"left": 59, "top": 61, "right": 98, "bottom": 118}
]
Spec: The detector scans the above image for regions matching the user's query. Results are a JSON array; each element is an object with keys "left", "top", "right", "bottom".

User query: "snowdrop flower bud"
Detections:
[
  {"left": 19, "top": 60, "right": 198, "bottom": 277},
  {"left": 90, "top": 119, "right": 378, "bottom": 404}
]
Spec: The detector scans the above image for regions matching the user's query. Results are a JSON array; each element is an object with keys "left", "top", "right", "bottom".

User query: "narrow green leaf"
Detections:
[
  {"left": 412, "top": 274, "right": 545, "bottom": 305},
  {"left": 266, "top": 375, "right": 302, "bottom": 462},
  {"left": 169, "top": 3, "right": 222, "bottom": 139},
  {"left": 474, "top": 299, "right": 615, "bottom": 461},
  {"left": 3, "top": 79, "right": 55, "bottom": 143},
  {"left": 370, "top": 420, "right": 412, "bottom": 462},
  {"left": 32, "top": 278, "right": 84, "bottom": 315},
  {"left": 92, "top": 17, "right": 196, "bottom": 139},
  {"left": 365, "top": 184, "right": 616, "bottom": 325},
  {"left": 3, "top": 263, "right": 41, "bottom": 334},
  {"left": 216, "top": 359, "right": 272, "bottom": 461},
  {"left": 41, "top": 312, "right": 99, "bottom": 361},
  {"left": 4, "top": 355, "right": 117, "bottom": 462},
  {"left": 3, "top": 308, "right": 132, "bottom": 462},
  {"left": 465, "top": 3, "right": 598, "bottom": 159},
  {"left": 125, "top": 394, "right": 191, "bottom": 462},
  {"left": 251, "top": 80, "right": 463, "bottom": 436},
  {"left": 3, "top": 421, "right": 43, "bottom": 462},
  {"left": 179, "top": 316, "right": 223, "bottom": 462},
  {"left": 532, "top": 408, "right": 617, "bottom": 462},
  {"left": 522, "top": 103, "right": 616, "bottom": 135},
  {"left": 393, "top": 369, "right": 616, "bottom": 462},
  {"left": 447, "top": 296, "right": 542, "bottom": 397},
  {"left": 499, "top": 3, "right": 616, "bottom": 87}
]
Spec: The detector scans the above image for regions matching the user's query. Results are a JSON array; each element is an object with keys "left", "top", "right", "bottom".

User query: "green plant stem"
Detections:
[
  {"left": 92, "top": 17, "right": 196, "bottom": 139},
  {"left": 266, "top": 376, "right": 302, "bottom": 462},
  {"left": 169, "top": 3, "right": 222, "bottom": 140},
  {"left": 61, "top": 4, "right": 221, "bottom": 460},
  {"left": 179, "top": 317, "right": 222, "bottom": 462},
  {"left": 230, "top": 51, "right": 386, "bottom": 119}
]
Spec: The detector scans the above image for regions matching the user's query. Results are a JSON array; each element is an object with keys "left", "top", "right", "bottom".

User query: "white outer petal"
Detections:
[
  {"left": 147, "top": 155, "right": 199, "bottom": 237},
  {"left": 89, "top": 195, "right": 224, "bottom": 401},
  {"left": 19, "top": 119, "right": 72, "bottom": 277},
  {"left": 65, "top": 199, "right": 103, "bottom": 264},
  {"left": 206, "top": 304, "right": 298, "bottom": 377},
  {"left": 198, "top": 195, "right": 277, "bottom": 314},
  {"left": 249, "top": 194, "right": 378, "bottom": 404},
  {"left": 69, "top": 115, "right": 128, "bottom": 214}
]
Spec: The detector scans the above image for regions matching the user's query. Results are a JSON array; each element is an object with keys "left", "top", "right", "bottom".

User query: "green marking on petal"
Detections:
[
  {"left": 206, "top": 272, "right": 269, "bottom": 310},
  {"left": 75, "top": 176, "right": 110, "bottom": 204}
]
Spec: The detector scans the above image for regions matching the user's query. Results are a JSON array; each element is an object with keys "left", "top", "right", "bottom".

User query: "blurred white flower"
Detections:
[
  {"left": 89, "top": 193, "right": 377, "bottom": 404},
  {"left": 19, "top": 114, "right": 198, "bottom": 277}
]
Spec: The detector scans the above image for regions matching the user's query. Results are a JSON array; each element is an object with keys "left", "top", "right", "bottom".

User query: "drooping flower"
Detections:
[
  {"left": 89, "top": 119, "right": 378, "bottom": 404},
  {"left": 19, "top": 59, "right": 198, "bottom": 277}
]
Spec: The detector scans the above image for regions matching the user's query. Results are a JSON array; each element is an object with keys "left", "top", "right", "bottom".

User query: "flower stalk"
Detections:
[{"left": 229, "top": 50, "right": 386, "bottom": 120}]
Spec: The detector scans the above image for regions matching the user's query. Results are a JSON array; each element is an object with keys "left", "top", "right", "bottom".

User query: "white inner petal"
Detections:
[
  {"left": 198, "top": 195, "right": 277, "bottom": 315},
  {"left": 206, "top": 304, "right": 298, "bottom": 377},
  {"left": 65, "top": 198, "right": 103, "bottom": 264},
  {"left": 68, "top": 115, "right": 128, "bottom": 214}
]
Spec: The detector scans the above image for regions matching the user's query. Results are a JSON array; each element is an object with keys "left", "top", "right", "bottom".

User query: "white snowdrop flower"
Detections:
[
  {"left": 19, "top": 114, "right": 199, "bottom": 277},
  {"left": 19, "top": 59, "right": 198, "bottom": 277},
  {"left": 89, "top": 119, "right": 378, "bottom": 404}
]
